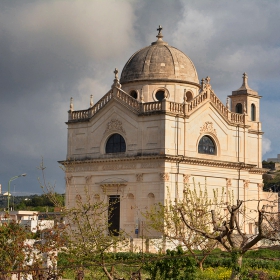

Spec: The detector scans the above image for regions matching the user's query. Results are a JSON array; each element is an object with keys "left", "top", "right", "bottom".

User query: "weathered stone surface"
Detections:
[{"left": 120, "top": 41, "right": 198, "bottom": 85}]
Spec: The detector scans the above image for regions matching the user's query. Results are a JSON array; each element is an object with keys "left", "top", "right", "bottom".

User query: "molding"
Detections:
[
  {"left": 248, "top": 129, "right": 264, "bottom": 135},
  {"left": 243, "top": 180, "right": 250, "bottom": 188},
  {"left": 85, "top": 175, "right": 93, "bottom": 184},
  {"left": 159, "top": 173, "right": 170, "bottom": 181},
  {"left": 104, "top": 118, "right": 126, "bottom": 135},
  {"left": 200, "top": 121, "right": 217, "bottom": 136},
  {"left": 226, "top": 178, "right": 232, "bottom": 187},
  {"left": 183, "top": 174, "right": 191, "bottom": 184},
  {"left": 60, "top": 154, "right": 266, "bottom": 174},
  {"left": 136, "top": 173, "right": 143, "bottom": 182}
]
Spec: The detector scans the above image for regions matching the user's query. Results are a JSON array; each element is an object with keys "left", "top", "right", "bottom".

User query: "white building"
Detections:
[
  {"left": 0, "top": 210, "right": 54, "bottom": 232},
  {"left": 60, "top": 27, "right": 273, "bottom": 238}
]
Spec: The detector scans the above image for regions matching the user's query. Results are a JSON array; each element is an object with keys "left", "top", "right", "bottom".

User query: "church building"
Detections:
[{"left": 60, "top": 27, "right": 269, "bottom": 238}]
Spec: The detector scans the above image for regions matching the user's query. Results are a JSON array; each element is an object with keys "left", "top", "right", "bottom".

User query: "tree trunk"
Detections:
[
  {"left": 102, "top": 266, "right": 114, "bottom": 280},
  {"left": 230, "top": 253, "right": 243, "bottom": 280},
  {"left": 199, "top": 261, "right": 203, "bottom": 271}
]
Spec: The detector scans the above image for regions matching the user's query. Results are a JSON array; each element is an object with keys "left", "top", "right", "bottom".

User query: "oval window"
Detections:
[
  {"left": 198, "top": 136, "right": 216, "bottom": 155},
  {"left": 105, "top": 134, "right": 126, "bottom": 153}
]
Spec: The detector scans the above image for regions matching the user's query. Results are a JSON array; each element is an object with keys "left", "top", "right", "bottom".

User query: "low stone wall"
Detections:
[{"left": 110, "top": 237, "right": 181, "bottom": 254}]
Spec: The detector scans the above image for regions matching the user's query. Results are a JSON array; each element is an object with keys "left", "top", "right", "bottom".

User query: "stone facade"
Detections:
[{"left": 60, "top": 27, "right": 274, "bottom": 238}]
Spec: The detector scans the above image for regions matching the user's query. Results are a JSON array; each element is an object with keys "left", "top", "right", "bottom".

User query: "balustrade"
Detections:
[
  {"left": 143, "top": 102, "right": 162, "bottom": 112},
  {"left": 68, "top": 87, "right": 245, "bottom": 125},
  {"left": 231, "top": 112, "right": 244, "bottom": 124},
  {"left": 210, "top": 92, "right": 229, "bottom": 118},
  {"left": 169, "top": 101, "right": 183, "bottom": 114},
  {"left": 117, "top": 90, "right": 140, "bottom": 110}
]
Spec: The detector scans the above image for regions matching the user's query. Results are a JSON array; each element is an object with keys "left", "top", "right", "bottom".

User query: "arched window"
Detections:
[
  {"left": 155, "top": 90, "right": 165, "bottom": 101},
  {"left": 130, "top": 90, "right": 137, "bottom": 99},
  {"left": 147, "top": 193, "right": 155, "bottom": 210},
  {"left": 185, "top": 91, "right": 193, "bottom": 102},
  {"left": 235, "top": 103, "right": 242, "bottom": 114},
  {"left": 251, "top": 104, "right": 256, "bottom": 121},
  {"left": 105, "top": 134, "right": 126, "bottom": 153},
  {"left": 198, "top": 136, "right": 216, "bottom": 155}
]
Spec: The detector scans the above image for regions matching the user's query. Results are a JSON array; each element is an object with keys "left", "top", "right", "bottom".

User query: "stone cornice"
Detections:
[
  {"left": 248, "top": 129, "right": 264, "bottom": 135},
  {"left": 59, "top": 154, "right": 263, "bottom": 173}
]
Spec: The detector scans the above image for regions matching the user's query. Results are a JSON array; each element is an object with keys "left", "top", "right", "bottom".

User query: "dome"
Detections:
[{"left": 120, "top": 28, "right": 199, "bottom": 85}]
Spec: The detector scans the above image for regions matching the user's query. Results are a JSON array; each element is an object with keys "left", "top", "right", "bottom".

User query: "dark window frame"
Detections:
[
  {"left": 155, "top": 90, "right": 165, "bottom": 101},
  {"left": 251, "top": 103, "right": 256, "bottom": 121},
  {"left": 198, "top": 135, "right": 216, "bottom": 155},
  {"left": 130, "top": 90, "right": 138, "bottom": 99},
  {"left": 105, "top": 134, "right": 126, "bottom": 154},
  {"left": 235, "top": 103, "right": 243, "bottom": 114}
]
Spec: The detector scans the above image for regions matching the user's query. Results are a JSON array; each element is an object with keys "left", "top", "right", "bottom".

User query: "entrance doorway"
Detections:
[{"left": 108, "top": 195, "right": 120, "bottom": 236}]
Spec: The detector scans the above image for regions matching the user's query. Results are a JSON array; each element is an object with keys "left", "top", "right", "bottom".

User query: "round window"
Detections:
[{"left": 155, "top": 90, "right": 165, "bottom": 101}]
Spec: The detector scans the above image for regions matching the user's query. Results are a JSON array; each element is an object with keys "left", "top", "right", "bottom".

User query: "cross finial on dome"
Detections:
[
  {"left": 151, "top": 25, "right": 167, "bottom": 45},
  {"left": 156, "top": 25, "right": 163, "bottom": 41}
]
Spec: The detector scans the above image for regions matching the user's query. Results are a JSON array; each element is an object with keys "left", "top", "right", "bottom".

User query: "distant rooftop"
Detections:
[{"left": 267, "top": 154, "right": 280, "bottom": 163}]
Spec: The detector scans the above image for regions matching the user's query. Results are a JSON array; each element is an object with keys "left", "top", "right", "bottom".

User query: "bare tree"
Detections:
[
  {"left": 145, "top": 184, "right": 219, "bottom": 270},
  {"left": 177, "top": 191, "right": 280, "bottom": 280}
]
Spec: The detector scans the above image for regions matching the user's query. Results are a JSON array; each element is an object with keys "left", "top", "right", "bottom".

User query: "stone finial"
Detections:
[
  {"left": 242, "top": 72, "right": 248, "bottom": 88},
  {"left": 112, "top": 68, "right": 121, "bottom": 89},
  {"left": 232, "top": 72, "right": 256, "bottom": 95},
  {"left": 70, "top": 97, "right": 73, "bottom": 111},
  {"left": 114, "top": 68, "right": 119, "bottom": 80},
  {"left": 152, "top": 25, "right": 167, "bottom": 45},
  {"left": 243, "top": 101, "right": 247, "bottom": 114},
  {"left": 201, "top": 78, "right": 205, "bottom": 91},
  {"left": 163, "top": 85, "right": 168, "bottom": 100},
  {"left": 183, "top": 89, "right": 187, "bottom": 104},
  {"left": 140, "top": 88, "right": 144, "bottom": 103},
  {"left": 226, "top": 97, "right": 229, "bottom": 109},
  {"left": 90, "top": 94, "right": 93, "bottom": 108},
  {"left": 204, "top": 76, "right": 212, "bottom": 91}
]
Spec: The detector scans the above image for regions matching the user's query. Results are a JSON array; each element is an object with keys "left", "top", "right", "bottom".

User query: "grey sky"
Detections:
[{"left": 0, "top": 0, "right": 279, "bottom": 195}]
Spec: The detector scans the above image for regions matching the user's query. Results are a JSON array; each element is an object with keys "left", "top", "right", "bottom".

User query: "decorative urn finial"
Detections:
[
  {"left": 90, "top": 95, "right": 93, "bottom": 108},
  {"left": 70, "top": 97, "right": 73, "bottom": 111}
]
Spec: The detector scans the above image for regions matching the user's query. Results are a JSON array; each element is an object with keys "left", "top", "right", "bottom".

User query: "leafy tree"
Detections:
[
  {"left": 60, "top": 192, "right": 130, "bottom": 280},
  {"left": 263, "top": 170, "right": 280, "bottom": 192},
  {"left": 0, "top": 221, "right": 28, "bottom": 274}
]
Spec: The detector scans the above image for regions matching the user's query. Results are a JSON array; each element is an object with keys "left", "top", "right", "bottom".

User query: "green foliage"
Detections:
[
  {"left": 143, "top": 246, "right": 196, "bottom": 280},
  {"left": 263, "top": 171, "right": 280, "bottom": 192},
  {"left": 0, "top": 221, "right": 29, "bottom": 272}
]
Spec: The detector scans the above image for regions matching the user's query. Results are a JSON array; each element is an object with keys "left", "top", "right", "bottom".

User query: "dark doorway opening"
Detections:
[{"left": 108, "top": 195, "right": 120, "bottom": 236}]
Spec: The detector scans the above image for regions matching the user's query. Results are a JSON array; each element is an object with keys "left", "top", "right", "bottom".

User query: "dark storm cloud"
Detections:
[
  {"left": 0, "top": 0, "right": 137, "bottom": 194},
  {"left": 0, "top": 0, "right": 279, "bottom": 195}
]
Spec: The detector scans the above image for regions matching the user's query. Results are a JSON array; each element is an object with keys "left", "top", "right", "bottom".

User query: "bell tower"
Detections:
[{"left": 229, "top": 73, "right": 261, "bottom": 125}]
